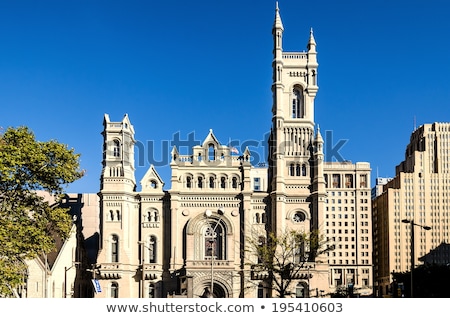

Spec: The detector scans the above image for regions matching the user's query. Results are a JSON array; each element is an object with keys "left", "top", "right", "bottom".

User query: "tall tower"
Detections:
[
  {"left": 100, "top": 113, "right": 136, "bottom": 193},
  {"left": 269, "top": 3, "right": 320, "bottom": 235},
  {"left": 96, "top": 114, "right": 141, "bottom": 297}
]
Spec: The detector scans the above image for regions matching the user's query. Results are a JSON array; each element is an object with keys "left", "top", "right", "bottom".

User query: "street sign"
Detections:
[{"left": 92, "top": 279, "right": 102, "bottom": 293}]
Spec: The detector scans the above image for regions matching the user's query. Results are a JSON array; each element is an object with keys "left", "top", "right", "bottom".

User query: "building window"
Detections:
[
  {"left": 220, "top": 177, "right": 226, "bottom": 189},
  {"left": 360, "top": 174, "right": 367, "bottom": 187},
  {"left": 345, "top": 174, "right": 353, "bottom": 188},
  {"left": 292, "top": 87, "right": 304, "bottom": 118},
  {"left": 254, "top": 177, "right": 261, "bottom": 191},
  {"left": 296, "top": 164, "right": 301, "bottom": 176},
  {"left": 148, "top": 236, "right": 157, "bottom": 263},
  {"left": 198, "top": 176, "right": 203, "bottom": 188},
  {"left": 232, "top": 177, "right": 238, "bottom": 189},
  {"left": 209, "top": 176, "right": 215, "bottom": 188},
  {"left": 204, "top": 221, "right": 226, "bottom": 260},
  {"left": 333, "top": 174, "right": 341, "bottom": 188},
  {"left": 295, "top": 283, "right": 306, "bottom": 298},
  {"left": 302, "top": 164, "right": 307, "bottom": 176},
  {"left": 111, "top": 235, "right": 119, "bottom": 263},
  {"left": 113, "top": 140, "right": 121, "bottom": 157},
  {"left": 294, "top": 236, "right": 306, "bottom": 263},
  {"left": 293, "top": 211, "right": 306, "bottom": 223},
  {"left": 208, "top": 144, "right": 215, "bottom": 161},
  {"left": 186, "top": 176, "right": 192, "bottom": 188},
  {"left": 111, "top": 282, "right": 118, "bottom": 298},
  {"left": 257, "top": 284, "right": 264, "bottom": 298},
  {"left": 148, "top": 283, "right": 155, "bottom": 298}
]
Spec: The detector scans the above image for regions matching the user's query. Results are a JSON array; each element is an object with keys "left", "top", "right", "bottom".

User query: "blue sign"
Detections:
[{"left": 92, "top": 279, "right": 102, "bottom": 293}]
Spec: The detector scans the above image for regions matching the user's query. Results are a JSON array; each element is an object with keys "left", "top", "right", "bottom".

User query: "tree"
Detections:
[
  {"left": 246, "top": 229, "right": 332, "bottom": 298},
  {"left": 0, "top": 126, "right": 84, "bottom": 296}
]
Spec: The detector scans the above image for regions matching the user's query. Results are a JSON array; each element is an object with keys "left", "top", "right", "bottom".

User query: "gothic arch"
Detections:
[
  {"left": 194, "top": 275, "right": 232, "bottom": 298},
  {"left": 290, "top": 84, "right": 306, "bottom": 119},
  {"left": 287, "top": 209, "right": 311, "bottom": 221},
  {"left": 185, "top": 211, "right": 235, "bottom": 261},
  {"left": 186, "top": 212, "right": 234, "bottom": 236}
]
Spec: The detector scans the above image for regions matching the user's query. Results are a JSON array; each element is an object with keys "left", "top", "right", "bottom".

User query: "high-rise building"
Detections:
[
  {"left": 323, "top": 162, "right": 372, "bottom": 297},
  {"left": 373, "top": 122, "right": 450, "bottom": 297},
  {"left": 371, "top": 177, "right": 393, "bottom": 200},
  {"left": 93, "top": 4, "right": 372, "bottom": 298}
]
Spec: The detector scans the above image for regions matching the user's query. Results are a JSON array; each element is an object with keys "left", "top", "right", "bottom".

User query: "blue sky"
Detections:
[{"left": 2, "top": 0, "right": 450, "bottom": 193}]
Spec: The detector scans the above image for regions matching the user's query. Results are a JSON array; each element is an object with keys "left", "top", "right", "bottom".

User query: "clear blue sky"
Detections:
[{"left": 2, "top": 0, "right": 450, "bottom": 193}]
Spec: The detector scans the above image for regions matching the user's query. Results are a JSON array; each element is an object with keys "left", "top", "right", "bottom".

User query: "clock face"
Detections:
[{"left": 293, "top": 212, "right": 305, "bottom": 223}]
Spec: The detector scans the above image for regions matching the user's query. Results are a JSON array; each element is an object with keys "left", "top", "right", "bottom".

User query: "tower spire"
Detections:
[
  {"left": 308, "top": 28, "right": 317, "bottom": 52},
  {"left": 273, "top": 1, "right": 284, "bottom": 31}
]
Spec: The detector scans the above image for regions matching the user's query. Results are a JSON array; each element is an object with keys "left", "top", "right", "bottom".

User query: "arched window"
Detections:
[
  {"left": 109, "top": 210, "right": 114, "bottom": 221},
  {"left": 232, "top": 177, "right": 238, "bottom": 189},
  {"left": 113, "top": 140, "right": 121, "bottom": 157},
  {"left": 204, "top": 221, "right": 226, "bottom": 260},
  {"left": 111, "top": 282, "right": 119, "bottom": 298},
  {"left": 116, "top": 210, "right": 120, "bottom": 221},
  {"left": 290, "top": 163, "right": 295, "bottom": 176},
  {"left": 257, "top": 284, "right": 264, "bottom": 298},
  {"left": 220, "top": 177, "right": 226, "bottom": 189},
  {"left": 209, "top": 176, "right": 215, "bottom": 188},
  {"left": 198, "top": 176, "right": 203, "bottom": 188},
  {"left": 111, "top": 235, "right": 119, "bottom": 262},
  {"left": 150, "top": 180, "right": 157, "bottom": 189},
  {"left": 186, "top": 176, "right": 192, "bottom": 188},
  {"left": 261, "top": 213, "right": 266, "bottom": 224},
  {"left": 302, "top": 164, "right": 307, "bottom": 176},
  {"left": 208, "top": 144, "right": 215, "bottom": 161},
  {"left": 296, "top": 164, "right": 301, "bottom": 176},
  {"left": 148, "top": 283, "right": 155, "bottom": 298},
  {"left": 292, "top": 87, "right": 304, "bottom": 118},
  {"left": 295, "top": 283, "right": 306, "bottom": 298},
  {"left": 148, "top": 236, "right": 156, "bottom": 263}
]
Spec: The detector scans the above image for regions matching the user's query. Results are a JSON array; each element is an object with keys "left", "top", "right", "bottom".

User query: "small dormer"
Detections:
[
  {"left": 242, "top": 147, "right": 251, "bottom": 163},
  {"left": 202, "top": 129, "right": 221, "bottom": 162},
  {"left": 121, "top": 113, "right": 135, "bottom": 134},
  {"left": 140, "top": 165, "right": 164, "bottom": 193}
]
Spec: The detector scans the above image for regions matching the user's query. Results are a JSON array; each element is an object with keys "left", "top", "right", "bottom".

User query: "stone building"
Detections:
[{"left": 92, "top": 4, "right": 372, "bottom": 298}]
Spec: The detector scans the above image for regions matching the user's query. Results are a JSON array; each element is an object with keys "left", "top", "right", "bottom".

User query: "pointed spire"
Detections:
[
  {"left": 308, "top": 27, "right": 317, "bottom": 52},
  {"left": 315, "top": 124, "right": 324, "bottom": 143},
  {"left": 273, "top": 1, "right": 284, "bottom": 31}
]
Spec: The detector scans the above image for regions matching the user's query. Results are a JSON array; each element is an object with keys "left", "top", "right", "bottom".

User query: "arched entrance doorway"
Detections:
[{"left": 198, "top": 281, "right": 229, "bottom": 298}]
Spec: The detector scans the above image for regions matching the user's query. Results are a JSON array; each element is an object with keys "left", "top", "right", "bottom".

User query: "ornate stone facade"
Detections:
[{"left": 93, "top": 4, "right": 372, "bottom": 298}]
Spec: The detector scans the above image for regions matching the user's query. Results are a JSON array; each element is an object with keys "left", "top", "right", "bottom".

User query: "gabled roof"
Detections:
[
  {"left": 201, "top": 129, "right": 221, "bottom": 148},
  {"left": 140, "top": 164, "right": 165, "bottom": 193}
]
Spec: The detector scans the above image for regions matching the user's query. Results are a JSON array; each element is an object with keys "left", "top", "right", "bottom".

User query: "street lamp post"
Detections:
[
  {"left": 138, "top": 241, "right": 145, "bottom": 298},
  {"left": 64, "top": 262, "right": 80, "bottom": 298},
  {"left": 204, "top": 207, "right": 225, "bottom": 298},
  {"left": 401, "top": 219, "right": 431, "bottom": 298}
]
